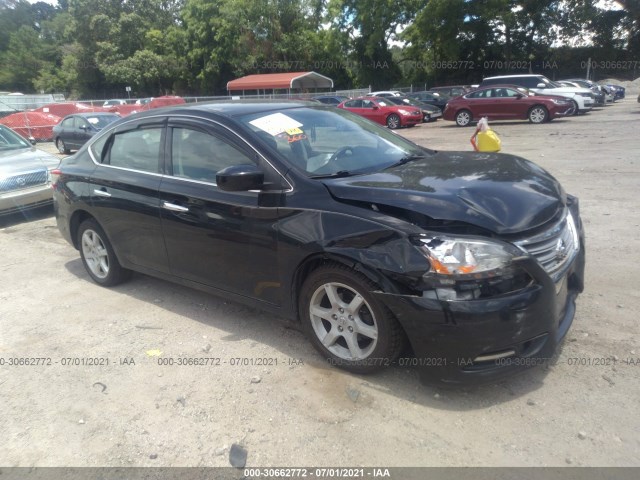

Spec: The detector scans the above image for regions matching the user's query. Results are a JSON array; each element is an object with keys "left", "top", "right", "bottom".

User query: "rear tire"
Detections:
[
  {"left": 455, "top": 109, "right": 472, "bottom": 127},
  {"left": 56, "top": 138, "right": 70, "bottom": 154},
  {"left": 299, "top": 264, "right": 404, "bottom": 374},
  {"left": 78, "top": 219, "right": 131, "bottom": 286}
]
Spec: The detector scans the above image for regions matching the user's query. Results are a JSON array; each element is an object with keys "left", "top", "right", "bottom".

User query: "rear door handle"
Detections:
[
  {"left": 163, "top": 201, "right": 189, "bottom": 213},
  {"left": 93, "top": 188, "right": 111, "bottom": 197}
]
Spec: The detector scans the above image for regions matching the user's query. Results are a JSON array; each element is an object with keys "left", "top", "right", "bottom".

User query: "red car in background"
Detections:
[
  {"left": 107, "top": 96, "right": 186, "bottom": 116},
  {"left": 33, "top": 102, "right": 109, "bottom": 117},
  {"left": 443, "top": 85, "right": 575, "bottom": 126},
  {"left": 337, "top": 96, "right": 422, "bottom": 129},
  {"left": 0, "top": 111, "right": 62, "bottom": 141}
]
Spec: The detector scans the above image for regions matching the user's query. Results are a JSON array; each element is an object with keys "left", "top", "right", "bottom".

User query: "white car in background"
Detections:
[
  {"left": 102, "top": 99, "right": 128, "bottom": 107},
  {"left": 369, "top": 90, "right": 404, "bottom": 98},
  {"left": 480, "top": 74, "right": 595, "bottom": 114}
]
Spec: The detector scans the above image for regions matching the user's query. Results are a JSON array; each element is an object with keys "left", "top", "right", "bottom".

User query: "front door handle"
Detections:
[
  {"left": 163, "top": 201, "right": 189, "bottom": 213},
  {"left": 93, "top": 188, "right": 111, "bottom": 197}
]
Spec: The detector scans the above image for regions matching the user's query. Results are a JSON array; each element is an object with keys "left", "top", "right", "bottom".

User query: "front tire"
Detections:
[
  {"left": 455, "top": 109, "right": 472, "bottom": 127},
  {"left": 299, "top": 264, "right": 404, "bottom": 374},
  {"left": 570, "top": 100, "right": 579, "bottom": 116},
  {"left": 386, "top": 114, "right": 401, "bottom": 129},
  {"left": 528, "top": 105, "right": 549, "bottom": 124},
  {"left": 78, "top": 219, "right": 131, "bottom": 286}
]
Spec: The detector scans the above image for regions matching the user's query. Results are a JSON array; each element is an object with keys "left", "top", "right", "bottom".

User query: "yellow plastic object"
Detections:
[{"left": 476, "top": 130, "right": 502, "bottom": 152}]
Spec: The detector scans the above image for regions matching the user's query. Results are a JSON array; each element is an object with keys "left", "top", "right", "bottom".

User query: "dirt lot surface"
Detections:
[{"left": 1, "top": 97, "right": 639, "bottom": 468}]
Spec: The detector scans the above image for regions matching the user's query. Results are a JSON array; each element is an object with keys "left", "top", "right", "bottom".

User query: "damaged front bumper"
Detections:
[{"left": 373, "top": 215, "right": 586, "bottom": 386}]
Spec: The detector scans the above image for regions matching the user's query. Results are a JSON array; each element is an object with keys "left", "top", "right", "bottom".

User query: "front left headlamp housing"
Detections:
[
  {"left": 412, "top": 234, "right": 531, "bottom": 299},
  {"left": 415, "top": 235, "right": 523, "bottom": 278}
]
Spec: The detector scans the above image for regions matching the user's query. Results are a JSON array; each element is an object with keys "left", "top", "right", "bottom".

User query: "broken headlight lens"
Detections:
[{"left": 417, "top": 236, "right": 521, "bottom": 277}]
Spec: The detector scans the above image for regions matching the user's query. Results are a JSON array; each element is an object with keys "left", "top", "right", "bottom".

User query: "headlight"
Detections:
[
  {"left": 552, "top": 99, "right": 568, "bottom": 105},
  {"left": 397, "top": 109, "right": 411, "bottom": 115},
  {"left": 416, "top": 235, "right": 521, "bottom": 277}
]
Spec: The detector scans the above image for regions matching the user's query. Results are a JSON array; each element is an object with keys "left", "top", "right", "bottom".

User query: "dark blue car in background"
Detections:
[{"left": 52, "top": 113, "right": 120, "bottom": 154}]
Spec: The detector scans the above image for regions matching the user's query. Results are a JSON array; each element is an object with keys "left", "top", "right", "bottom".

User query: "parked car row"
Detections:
[
  {"left": 442, "top": 74, "right": 624, "bottom": 127},
  {"left": 329, "top": 74, "right": 623, "bottom": 130}
]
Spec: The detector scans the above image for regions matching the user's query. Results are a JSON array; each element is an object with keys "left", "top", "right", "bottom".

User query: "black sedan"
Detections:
[
  {"left": 407, "top": 91, "right": 450, "bottom": 110},
  {"left": 383, "top": 96, "right": 442, "bottom": 122},
  {"left": 52, "top": 102, "right": 585, "bottom": 385},
  {"left": 52, "top": 113, "right": 120, "bottom": 154},
  {"left": 313, "top": 95, "right": 350, "bottom": 105}
]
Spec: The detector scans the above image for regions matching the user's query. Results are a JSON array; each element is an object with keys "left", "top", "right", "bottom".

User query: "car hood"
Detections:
[
  {"left": 420, "top": 105, "right": 442, "bottom": 113},
  {"left": 543, "top": 86, "right": 592, "bottom": 95},
  {"left": 321, "top": 151, "right": 565, "bottom": 235},
  {"left": 0, "top": 147, "right": 59, "bottom": 175},
  {"left": 531, "top": 93, "right": 572, "bottom": 102}
]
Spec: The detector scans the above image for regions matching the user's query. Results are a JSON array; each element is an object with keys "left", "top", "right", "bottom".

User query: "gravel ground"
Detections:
[{"left": 1, "top": 97, "right": 639, "bottom": 468}]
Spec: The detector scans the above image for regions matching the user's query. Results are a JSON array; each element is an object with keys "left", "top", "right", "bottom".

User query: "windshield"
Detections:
[
  {"left": 239, "top": 106, "right": 430, "bottom": 177},
  {"left": 387, "top": 97, "right": 421, "bottom": 107},
  {"left": 543, "top": 78, "right": 562, "bottom": 88},
  {"left": 86, "top": 115, "right": 118, "bottom": 129},
  {"left": 517, "top": 87, "right": 534, "bottom": 96},
  {"left": 0, "top": 125, "right": 30, "bottom": 150}
]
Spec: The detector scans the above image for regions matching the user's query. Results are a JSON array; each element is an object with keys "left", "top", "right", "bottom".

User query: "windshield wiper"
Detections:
[
  {"left": 385, "top": 154, "right": 428, "bottom": 169},
  {"left": 309, "top": 170, "right": 353, "bottom": 179}
]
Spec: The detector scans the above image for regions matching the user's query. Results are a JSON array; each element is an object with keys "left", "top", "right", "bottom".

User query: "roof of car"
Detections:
[
  {"left": 483, "top": 74, "right": 544, "bottom": 80},
  {"left": 468, "top": 84, "right": 527, "bottom": 90},
  {"left": 72, "top": 112, "right": 120, "bottom": 118},
  {"left": 123, "top": 100, "right": 323, "bottom": 120}
]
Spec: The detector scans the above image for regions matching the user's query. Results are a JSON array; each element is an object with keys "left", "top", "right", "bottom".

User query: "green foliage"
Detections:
[{"left": 0, "top": 0, "right": 638, "bottom": 95}]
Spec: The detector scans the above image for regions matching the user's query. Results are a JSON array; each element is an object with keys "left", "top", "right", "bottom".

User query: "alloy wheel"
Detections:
[
  {"left": 81, "top": 229, "right": 110, "bottom": 279},
  {"left": 386, "top": 114, "right": 400, "bottom": 129},
  {"left": 308, "top": 282, "right": 378, "bottom": 360},
  {"left": 456, "top": 110, "right": 471, "bottom": 126}
]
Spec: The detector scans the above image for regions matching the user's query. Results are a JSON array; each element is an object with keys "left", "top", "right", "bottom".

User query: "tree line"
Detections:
[{"left": 0, "top": 0, "right": 638, "bottom": 99}]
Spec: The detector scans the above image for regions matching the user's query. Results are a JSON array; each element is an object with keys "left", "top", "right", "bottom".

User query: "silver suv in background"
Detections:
[{"left": 480, "top": 74, "right": 595, "bottom": 114}]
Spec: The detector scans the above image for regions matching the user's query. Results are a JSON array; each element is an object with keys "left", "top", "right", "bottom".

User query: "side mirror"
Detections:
[
  {"left": 536, "top": 83, "right": 546, "bottom": 88},
  {"left": 515, "top": 93, "right": 524, "bottom": 99},
  {"left": 217, "top": 164, "right": 264, "bottom": 192},
  {"left": 372, "top": 105, "right": 379, "bottom": 110},
  {"left": 80, "top": 125, "right": 88, "bottom": 131},
  {"left": 29, "top": 137, "right": 36, "bottom": 145}
]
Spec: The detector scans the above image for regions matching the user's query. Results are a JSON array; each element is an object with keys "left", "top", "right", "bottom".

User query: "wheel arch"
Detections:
[
  {"left": 455, "top": 108, "right": 472, "bottom": 126},
  {"left": 69, "top": 209, "right": 96, "bottom": 250},
  {"left": 528, "top": 103, "right": 548, "bottom": 113},
  {"left": 290, "top": 252, "right": 408, "bottom": 323}
]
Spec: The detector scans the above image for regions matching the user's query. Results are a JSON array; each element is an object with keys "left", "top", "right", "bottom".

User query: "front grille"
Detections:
[
  {"left": 514, "top": 213, "right": 579, "bottom": 279},
  {"left": 0, "top": 169, "right": 48, "bottom": 193}
]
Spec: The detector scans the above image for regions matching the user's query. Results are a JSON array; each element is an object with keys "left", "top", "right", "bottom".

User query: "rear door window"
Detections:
[{"left": 106, "top": 127, "right": 163, "bottom": 173}]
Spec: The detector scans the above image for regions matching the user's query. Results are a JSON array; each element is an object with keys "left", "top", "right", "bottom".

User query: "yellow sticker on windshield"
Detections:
[{"left": 285, "top": 127, "right": 303, "bottom": 135}]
